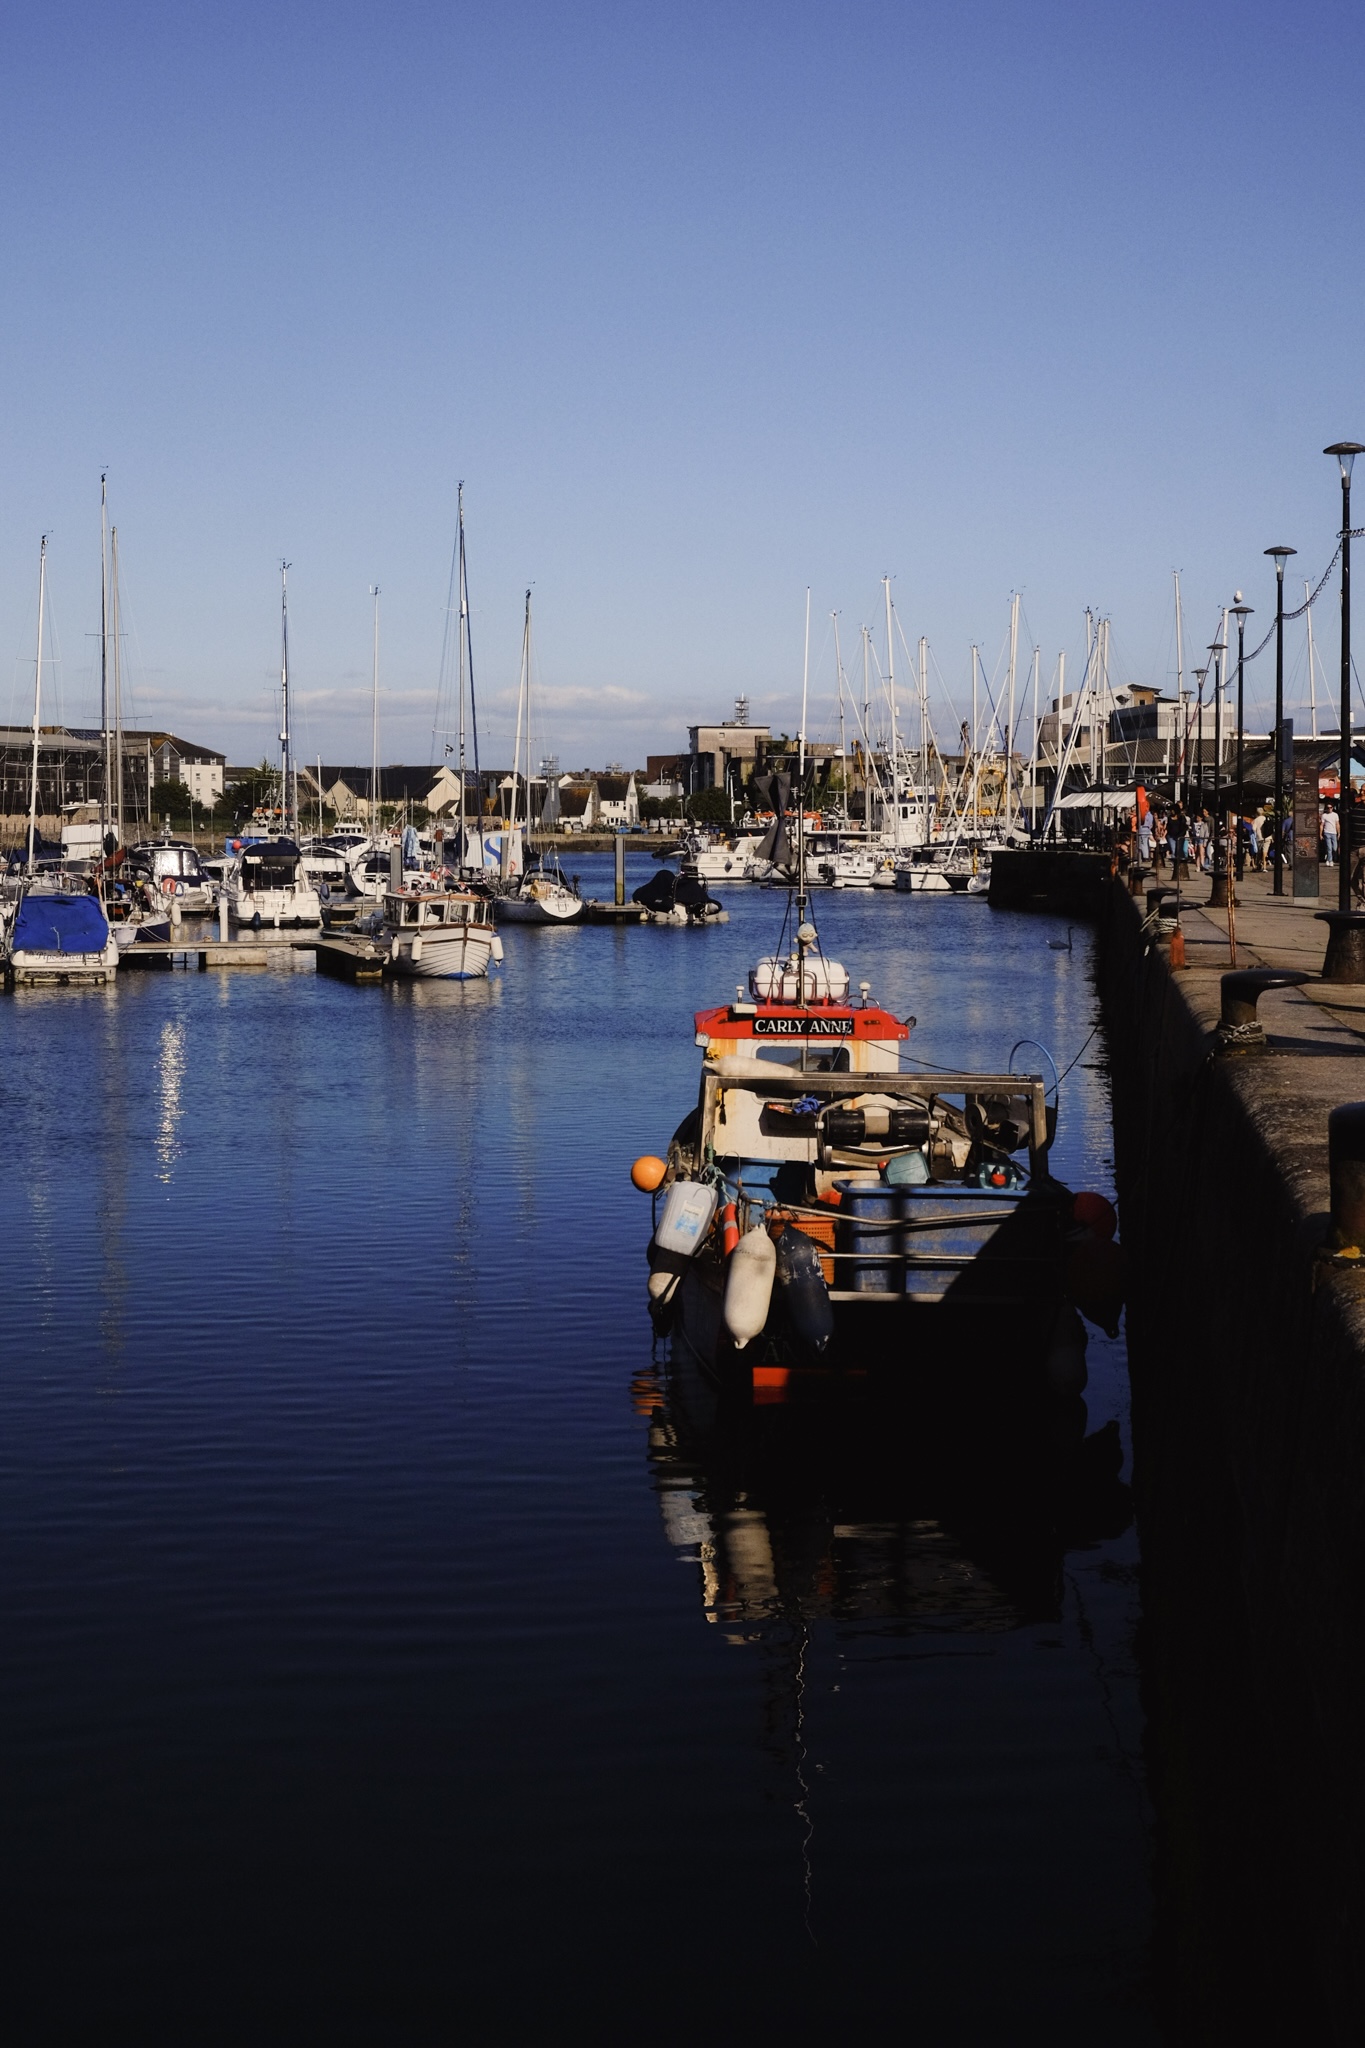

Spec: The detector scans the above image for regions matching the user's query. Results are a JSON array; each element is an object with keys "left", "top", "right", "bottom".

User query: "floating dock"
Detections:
[
  {"left": 314, "top": 934, "right": 388, "bottom": 982},
  {"left": 585, "top": 900, "right": 645, "bottom": 923},
  {"left": 117, "top": 935, "right": 318, "bottom": 969}
]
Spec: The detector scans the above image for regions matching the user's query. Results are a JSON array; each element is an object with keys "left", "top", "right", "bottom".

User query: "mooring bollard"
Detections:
[
  {"left": 1128, "top": 863, "right": 1146, "bottom": 898},
  {"left": 1316, "top": 910, "right": 1365, "bottom": 984},
  {"left": 218, "top": 888, "right": 229, "bottom": 943},
  {"left": 1215, "top": 968, "right": 1311, "bottom": 1054},
  {"left": 1329, "top": 1102, "right": 1365, "bottom": 1251},
  {"left": 615, "top": 832, "right": 625, "bottom": 908}
]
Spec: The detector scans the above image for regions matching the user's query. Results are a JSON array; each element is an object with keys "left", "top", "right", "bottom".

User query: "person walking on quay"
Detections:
[
  {"left": 1135, "top": 806, "right": 1153, "bottom": 867},
  {"left": 1169, "top": 805, "right": 1189, "bottom": 880},
  {"left": 1152, "top": 810, "right": 1168, "bottom": 871},
  {"left": 1192, "top": 809, "right": 1211, "bottom": 873},
  {"left": 1324, "top": 800, "right": 1340, "bottom": 867}
]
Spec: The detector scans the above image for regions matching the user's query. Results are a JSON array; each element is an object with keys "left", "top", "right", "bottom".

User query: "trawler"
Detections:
[
  {"left": 632, "top": 658, "right": 1101, "bottom": 1399},
  {"left": 378, "top": 880, "right": 503, "bottom": 979}
]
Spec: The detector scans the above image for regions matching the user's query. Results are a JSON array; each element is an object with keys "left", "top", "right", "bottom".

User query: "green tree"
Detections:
[{"left": 685, "top": 787, "right": 731, "bottom": 826}]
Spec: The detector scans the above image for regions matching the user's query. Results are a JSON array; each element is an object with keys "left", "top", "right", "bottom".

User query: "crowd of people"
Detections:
[{"left": 1127, "top": 791, "right": 1365, "bottom": 897}]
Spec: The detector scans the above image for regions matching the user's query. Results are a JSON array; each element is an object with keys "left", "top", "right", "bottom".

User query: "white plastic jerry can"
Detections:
[{"left": 653, "top": 1180, "right": 718, "bottom": 1257}]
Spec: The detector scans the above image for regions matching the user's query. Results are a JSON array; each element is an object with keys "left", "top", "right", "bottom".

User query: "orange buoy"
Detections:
[
  {"left": 631, "top": 1155, "right": 667, "bottom": 1192},
  {"left": 721, "top": 1200, "right": 739, "bottom": 1256},
  {"left": 1073, "top": 1191, "right": 1118, "bottom": 1240},
  {"left": 1169, "top": 926, "right": 1186, "bottom": 969}
]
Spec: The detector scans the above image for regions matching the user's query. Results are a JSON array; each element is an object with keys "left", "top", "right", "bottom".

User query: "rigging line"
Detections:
[{"left": 1054, "top": 1021, "right": 1103, "bottom": 1087}]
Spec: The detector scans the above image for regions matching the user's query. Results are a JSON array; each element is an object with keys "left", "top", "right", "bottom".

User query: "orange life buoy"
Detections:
[{"left": 161, "top": 875, "right": 183, "bottom": 895}]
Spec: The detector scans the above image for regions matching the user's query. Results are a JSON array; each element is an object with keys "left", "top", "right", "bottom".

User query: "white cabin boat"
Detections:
[
  {"left": 227, "top": 839, "right": 322, "bottom": 928},
  {"left": 380, "top": 884, "right": 503, "bottom": 979},
  {"left": 5, "top": 888, "right": 119, "bottom": 986}
]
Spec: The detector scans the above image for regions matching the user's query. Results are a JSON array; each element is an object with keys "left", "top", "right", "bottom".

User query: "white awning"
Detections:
[{"left": 1053, "top": 788, "right": 1140, "bottom": 810}]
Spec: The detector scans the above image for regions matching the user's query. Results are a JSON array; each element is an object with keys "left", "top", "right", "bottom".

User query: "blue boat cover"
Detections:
[{"left": 11, "top": 893, "right": 110, "bottom": 954}]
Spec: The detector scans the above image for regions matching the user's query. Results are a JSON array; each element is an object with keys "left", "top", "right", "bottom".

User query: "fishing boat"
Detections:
[
  {"left": 378, "top": 880, "right": 503, "bottom": 979},
  {"left": 494, "top": 855, "right": 584, "bottom": 925},
  {"left": 632, "top": 596, "right": 1109, "bottom": 1401}
]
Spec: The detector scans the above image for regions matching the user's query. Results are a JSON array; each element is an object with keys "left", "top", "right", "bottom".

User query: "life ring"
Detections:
[{"left": 161, "top": 875, "right": 184, "bottom": 896}]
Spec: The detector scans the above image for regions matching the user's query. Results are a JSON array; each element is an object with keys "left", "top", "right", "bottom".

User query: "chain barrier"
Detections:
[{"left": 1240, "top": 527, "right": 1365, "bottom": 662}]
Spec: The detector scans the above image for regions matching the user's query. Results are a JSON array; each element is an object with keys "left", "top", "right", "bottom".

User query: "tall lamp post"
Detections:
[
  {"left": 1208, "top": 639, "right": 1228, "bottom": 903},
  {"left": 1325, "top": 444, "right": 1365, "bottom": 913},
  {"left": 1192, "top": 667, "right": 1207, "bottom": 805},
  {"left": 1265, "top": 546, "right": 1297, "bottom": 896},
  {"left": 1229, "top": 600, "right": 1253, "bottom": 879}
]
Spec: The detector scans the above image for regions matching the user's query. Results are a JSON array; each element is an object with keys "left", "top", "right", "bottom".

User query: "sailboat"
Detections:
[
  {"left": 495, "top": 592, "right": 584, "bottom": 925},
  {"left": 226, "top": 564, "right": 322, "bottom": 929},
  {"left": 4, "top": 535, "right": 119, "bottom": 986}
]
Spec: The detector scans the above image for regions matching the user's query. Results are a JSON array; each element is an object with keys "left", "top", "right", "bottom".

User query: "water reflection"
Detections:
[
  {"left": 644, "top": 1351, "right": 1134, "bottom": 1642},
  {"left": 154, "top": 1017, "right": 186, "bottom": 1182}
]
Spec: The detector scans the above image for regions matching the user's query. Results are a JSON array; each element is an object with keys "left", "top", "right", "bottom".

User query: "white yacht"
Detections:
[
  {"left": 227, "top": 839, "right": 322, "bottom": 928},
  {"left": 494, "top": 856, "right": 584, "bottom": 925}
]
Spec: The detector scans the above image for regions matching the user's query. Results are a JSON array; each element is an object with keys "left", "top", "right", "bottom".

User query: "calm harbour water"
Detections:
[{"left": 0, "top": 857, "right": 1156, "bottom": 2042}]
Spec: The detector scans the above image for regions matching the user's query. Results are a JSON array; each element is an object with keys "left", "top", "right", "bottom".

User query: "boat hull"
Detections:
[
  {"left": 494, "top": 893, "right": 584, "bottom": 925},
  {"left": 228, "top": 884, "right": 323, "bottom": 927},
  {"left": 386, "top": 929, "right": 502, "bottom": 979},
  {"left": 665, "top": 1188, "right": 1068, "bottom": 1389},
  {"left": 8, "top": 941, "right": 119, "bottom": 986}
]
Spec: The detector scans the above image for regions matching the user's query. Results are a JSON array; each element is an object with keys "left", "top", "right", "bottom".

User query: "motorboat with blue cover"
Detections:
[{"left": 5, "top": 891, "right": 119, "bottom": 986}]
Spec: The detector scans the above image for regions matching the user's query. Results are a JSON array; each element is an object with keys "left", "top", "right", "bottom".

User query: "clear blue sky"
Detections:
[{"left": 2, "top": 0, "right": 1362, "bottom": 769}]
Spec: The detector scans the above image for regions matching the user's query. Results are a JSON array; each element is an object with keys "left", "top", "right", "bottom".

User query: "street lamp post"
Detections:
[
  {"left": 1229, "top": 601, "right": 1253, "bottom": 879},
  {"left": 1192, "top": 667, "right": 1207, "bottom": 806},
  {"left": 1325, "top": 445, "right": 1365, "bottom": 912},
  {"left": 1265, "top": 546, "right": 1297, "bottom": 896},
  {"left": 1208, "top": 639, "right": 1229, "bottom": 904}
]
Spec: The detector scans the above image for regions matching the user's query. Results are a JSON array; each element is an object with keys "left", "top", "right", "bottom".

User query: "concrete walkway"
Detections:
[{"left": 1148, "top": 865, "right": 1365, "bottom": 1055}]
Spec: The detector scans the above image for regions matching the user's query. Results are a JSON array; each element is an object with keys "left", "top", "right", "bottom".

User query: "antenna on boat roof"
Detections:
[{"left": 795, "top": 587, "right": 812, "bottom": 1021}]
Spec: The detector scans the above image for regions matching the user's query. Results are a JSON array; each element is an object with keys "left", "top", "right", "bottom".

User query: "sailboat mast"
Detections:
[
  {"left": 26, "top": 536, "right": 47, "bottom": 878},
  {"left": 861, "top": 625, "right": 872, "bottom": 825},
  {"left": 831, "top": 612, "right": 847, "bottom": 827},
  {"left": 1173, "top": 571, "right": 1185, "bottom": 803},
  {"left": 883, "top": 577, "right": 898, "bottom": 849},
  {"left": 795, "top": 588, "right": 810, "bottom": 1004},
  {"left": 461, "top": 491, "right": 481, "bottom": 841},
  {"left": 1030, "top": 645, "right": 1040, "bottom": 835},
  {"left": 279, "top": 562, "right": 293, "bottom": 837},
  {"left": 370, "top": 584, "right": 381, "bottom": 835},
  {"left": 112, "top": 527, "right": 124, "bottom": 844},
  {"left": 971, "top": 644, "right": 980, "bottom": 837},
  {"left": 99, "top": 477, "right": 111, "bottom": 864},
  {"left": 510, "top": 590, "right": 529, "bottom": 837},
  {"left": 918, "top": 634, "right": 929, "bottom": 839},
  {"left": 1006, "top": 592, "right": 1019, "bottom": 837}
]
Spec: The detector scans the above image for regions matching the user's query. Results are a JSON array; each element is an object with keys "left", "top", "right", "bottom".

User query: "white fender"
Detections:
[{"left": 723, "top": 1226, "right": 777, "bottom": 1349}]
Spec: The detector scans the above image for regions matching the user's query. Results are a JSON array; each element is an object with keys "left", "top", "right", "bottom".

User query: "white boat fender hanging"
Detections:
[
  {"left": 723, "top": 1226, "right": 776, "bottom": 1349},
  {"left": 653, "top": 1179, "right": 718, "bottom": 1256},
  {"left": 774, "top": 1227, "right": 834, "bottom": 1354}
]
